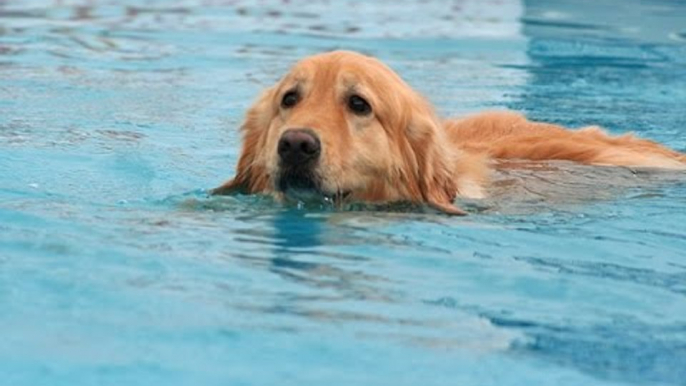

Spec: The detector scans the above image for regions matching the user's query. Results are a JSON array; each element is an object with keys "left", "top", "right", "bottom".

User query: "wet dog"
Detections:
[{"left": 213, "top": 51, "right": 685, "bottom": 214}]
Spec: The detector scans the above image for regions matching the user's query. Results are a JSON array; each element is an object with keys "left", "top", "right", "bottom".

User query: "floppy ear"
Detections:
[
  {"left": 211, "top": 88, "right": 275, "bottom": 196},
  {"left": 403, "top": 105, "right": 467, "bottom": 216}
]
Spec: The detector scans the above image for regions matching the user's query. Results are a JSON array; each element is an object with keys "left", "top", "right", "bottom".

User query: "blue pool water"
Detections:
[{"left": 2, "top": 1, "right": 686, "bottom": 385}]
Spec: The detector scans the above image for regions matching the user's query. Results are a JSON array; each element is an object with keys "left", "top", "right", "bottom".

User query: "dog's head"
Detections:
[{"left": 214, "top": 51, "right": 468, "bottom": 214}]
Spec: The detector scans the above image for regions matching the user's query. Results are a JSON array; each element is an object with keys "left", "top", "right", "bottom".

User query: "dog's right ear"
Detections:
[
  {"left": 397, "top": 97, "right": 469, "bottom": 216},
  {"left": 211, "top": 88, "right": 276, "bottom": 195}
]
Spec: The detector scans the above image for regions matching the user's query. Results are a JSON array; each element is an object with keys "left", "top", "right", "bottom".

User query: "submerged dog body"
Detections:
[{"left": 213, "top": 51, "right": 685, "bottom": 214}]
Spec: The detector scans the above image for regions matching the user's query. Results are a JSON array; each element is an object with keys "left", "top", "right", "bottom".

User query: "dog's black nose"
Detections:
[{"left": 278, "top": 129, "right": 321, "bottom": 165}]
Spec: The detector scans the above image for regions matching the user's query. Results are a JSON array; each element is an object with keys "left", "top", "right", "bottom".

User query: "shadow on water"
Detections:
[
  {"left": 271, "top": 208, "right": 325, "bottom": 250},
  {"left": 174, "top": 191, "right": 398, "bottom": 299}
]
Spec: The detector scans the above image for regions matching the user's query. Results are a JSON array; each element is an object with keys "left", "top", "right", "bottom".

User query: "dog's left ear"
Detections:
[
  {"left": 402, "top": 106, "right": 467, "bottom": 216},
  {"left": 212, "top": 88, "right": 276, "bottom": 196}
]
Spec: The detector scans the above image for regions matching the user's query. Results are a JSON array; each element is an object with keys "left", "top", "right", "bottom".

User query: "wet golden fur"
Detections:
[{"left": 213, "top": 51, "right": 685, "bottom": 214}]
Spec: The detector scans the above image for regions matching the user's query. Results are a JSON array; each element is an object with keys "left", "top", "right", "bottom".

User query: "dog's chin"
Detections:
[{"left": 276, "top": 169, "right": 351, "bottom": 206}]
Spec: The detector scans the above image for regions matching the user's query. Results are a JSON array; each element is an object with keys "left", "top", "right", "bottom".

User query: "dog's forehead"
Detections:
[{"left": 288, "top": 53, "right": 390, "bottom": 87}]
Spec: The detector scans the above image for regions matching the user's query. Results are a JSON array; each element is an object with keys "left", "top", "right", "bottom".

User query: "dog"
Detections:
[{"left": 212, "top": 50, "right": 685, "bottom": 215}]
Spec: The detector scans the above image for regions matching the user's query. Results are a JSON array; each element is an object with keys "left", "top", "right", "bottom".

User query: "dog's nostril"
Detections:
[
  {"left": 278, "top": 140, "right": 291, "bottom": 153},
  {"left": 301, "top": 141, "right": 317, "bottom": 155},
  {"left": 278, "top": 129, "right": 321, "bottom": 164}
]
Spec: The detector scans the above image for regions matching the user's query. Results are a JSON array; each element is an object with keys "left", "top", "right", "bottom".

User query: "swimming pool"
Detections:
[{"left": 1, "top": 0, "right": 685, "bottom": 385}]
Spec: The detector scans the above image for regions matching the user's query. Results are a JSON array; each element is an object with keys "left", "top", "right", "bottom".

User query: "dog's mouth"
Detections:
[{"left": 276, "top": 169, "right": 351, "bottom": 206}]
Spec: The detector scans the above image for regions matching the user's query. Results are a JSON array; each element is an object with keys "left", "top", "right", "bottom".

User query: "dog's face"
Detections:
[
  {"left": 261, "top": 51, "right": 416, "bottom": 204},
  {"left": 216, "top": 51, "right": 467, "bottom": 214}
]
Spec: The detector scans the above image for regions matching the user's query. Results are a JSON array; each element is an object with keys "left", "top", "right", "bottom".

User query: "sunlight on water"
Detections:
[{"left": 1, "top": 1, "right": 686, "bottom": 385}]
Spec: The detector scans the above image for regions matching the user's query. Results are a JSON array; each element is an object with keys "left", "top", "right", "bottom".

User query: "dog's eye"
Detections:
[
  {"left": 281, "top": 90, "right": 299, "bottom": 109},
  {"left": 348, "top": 94, "right": 371, "bottom": 115},
  {"left": 281, "top": 90, "right": 299, "bottom": 108}
]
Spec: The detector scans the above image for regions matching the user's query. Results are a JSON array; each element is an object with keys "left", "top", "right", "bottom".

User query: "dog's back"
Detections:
[{"left": 446, "top": 111, "right": 686, "bottom": 169}]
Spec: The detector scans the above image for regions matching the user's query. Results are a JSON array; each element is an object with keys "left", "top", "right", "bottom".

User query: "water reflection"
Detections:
[
  {"left": 264, "top": 209, "right": 394, "bottom": 301},
  {"left": 271, "top": 209, "right": 324, "bottom": 250}
]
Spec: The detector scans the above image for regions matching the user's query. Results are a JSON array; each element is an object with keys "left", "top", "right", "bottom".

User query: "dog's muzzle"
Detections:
[
  {"left": 276, "top": 128, "right": 321, "bottom": 194},
  {"left": 278, "top": 129, "right": 321, "bottom": 166}
]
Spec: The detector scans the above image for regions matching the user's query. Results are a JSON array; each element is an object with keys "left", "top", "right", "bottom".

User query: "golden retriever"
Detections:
[{"left": 212, "top": 50, "right": 685, "bottom": 215}]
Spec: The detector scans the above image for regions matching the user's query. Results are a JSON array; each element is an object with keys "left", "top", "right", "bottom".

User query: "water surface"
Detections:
[{"left": 1, "top": 1, "right": 686, "bottom": 385}]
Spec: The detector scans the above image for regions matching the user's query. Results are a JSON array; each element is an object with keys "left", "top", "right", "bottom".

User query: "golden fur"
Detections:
[{"left": 213, "top": 51, "right": 685, "bottom": 214}]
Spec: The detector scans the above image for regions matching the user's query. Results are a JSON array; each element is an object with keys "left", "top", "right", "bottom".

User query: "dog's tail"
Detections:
[{"left": 446, "top": 111, "right": 686, "bottom": 169}]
